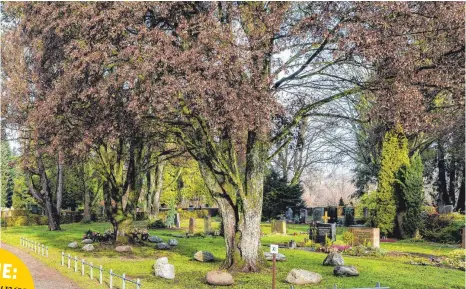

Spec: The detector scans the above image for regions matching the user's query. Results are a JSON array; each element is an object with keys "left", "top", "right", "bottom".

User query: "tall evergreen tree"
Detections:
[
  {"left": 262, "top": 170, "right": 305, "bottom": 221},
  {"left": 374, "top": 126, "right": 409, "bottom": 235},
  {"left": 396, "top": 153, "right": 425, "bottom": 238}
]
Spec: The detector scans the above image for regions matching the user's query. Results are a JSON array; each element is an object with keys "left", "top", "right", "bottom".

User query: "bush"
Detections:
[
  {"left": 443, "top": 249, "right": 466, "bottom": 271},
  {"left": 15, "top": 216, "right": 29, "bottom": 226},
  {"left": 343, "top": 231, "right": 354, "bottom": 245},
  {"left": 419, "top": 213, "right": 463, "bottom": 243},
  {"left": 345, "top": 245, "right": 385, "bottom": 257},
  {"left": 148, "top": 219, "right": 166, "bottom": 229}
]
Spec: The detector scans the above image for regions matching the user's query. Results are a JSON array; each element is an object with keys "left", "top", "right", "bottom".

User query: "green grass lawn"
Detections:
[{"left": 1, "top": 220, "right": 464, "bottom": 289}]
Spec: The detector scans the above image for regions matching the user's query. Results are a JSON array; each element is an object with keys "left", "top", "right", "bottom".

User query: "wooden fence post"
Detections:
[
  {"left": 74, "top": 256, "right": 78, "bottom": 272},
  {"left": 109, "top": 269, "right": 113, "bottom": 289},
  {"left": 99, "top": 265, "right": 103, "bottom": 285},
  {"left": 81, "top": 259, "right": 85, "bottom": 276},
  {"left": 90, "top": 262, "right": 93, "bottom": 280},
  {"left": 122, "top": 273, "right": 126, "bottom": 289}
]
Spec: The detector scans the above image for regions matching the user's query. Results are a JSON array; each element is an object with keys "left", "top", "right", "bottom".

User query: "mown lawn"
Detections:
[{"left": 1, "top": 220, "right": 464, "bottom": 289}]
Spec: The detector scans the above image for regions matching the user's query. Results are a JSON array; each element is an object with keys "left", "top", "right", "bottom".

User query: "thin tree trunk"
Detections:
[
  {"left": 56, "top": 153, "right": 64, "bottom": 215},
  {"left": 448, "top": 157, "right": 456, "bottom": 207},
  {"left": 437, "top": 142, "right": 449, "bottom": 205},
  {"left": 456, "top": 168, "right": 465, "bottom": 213},
  {"left": 37, "top": 154, "right": 61, "bottom": 230},
  {"left": 81, "top": 162, "right": 92, "bottom": 223}
]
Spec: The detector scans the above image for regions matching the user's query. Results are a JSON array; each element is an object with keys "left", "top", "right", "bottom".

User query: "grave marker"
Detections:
[
  {"left": 188, "top": 217, "right": 195, "bottom": 234},
  {"left": 327, "top": 207, "right": 338, "bottom": 223},
  {"left": 317, "top": 223, "right": 336, "bottom": 244},
  {"left": 204, "top": 215, "right": 212, "bottom": 235},
  {"left": 312, "top": 207, "right": 324, "bottom": 222},
  {"left": 322, "top": 211, "right": 330, "bottom": 223},
  {"left": 349, "top": 227, "right": 380, "bottom": 248},
  {"left": 271, "top": 220, "right": 287, "bottom": 234}
]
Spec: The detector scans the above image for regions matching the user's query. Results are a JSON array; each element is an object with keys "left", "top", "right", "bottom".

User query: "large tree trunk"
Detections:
[
  {"left": 150, "top": 161, "right": 165, "bottom": 217},
  {"left": 37, "top": 155, "right": 61, "bottom": 230},
  {"left": 437, "top": 142, "right": 449, "bottom": 205}
]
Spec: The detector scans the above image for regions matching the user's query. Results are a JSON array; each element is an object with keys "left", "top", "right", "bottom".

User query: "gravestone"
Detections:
[
  {"left": 344, "top": 207, "right": 355, "bottom": 226},
  {"left": 317, "top": 223, "right": 336, "bottom": 244},
  {"left": 438, "top": 205, "right": 454, "bottom": 214},
  {"left": 175, "top": 213, "right": 181, "bottom": 229},
  {"left": 363, "top": 207, "right": 369, "bottom": 219},
  {"left": 327, "top": 207, "right": 338, "bottom": 223},
  {"left": 312, "top": 207, "right": 324, "bottom": 222},
  {"left": 305, "top": 208, "right": 313, "bottom": 224},
  {"left": 204, "top": 215, "right": 212, "bottom": 235},
  {"left": 271, "top": 220, "right": 287, "bottom": 234},
  {"left": 188, "top": 217, "right": 195, "bottom": 234},
  {"left": 299, "top": 209, "right": 307, "bottom": 224},
  {"left": 285, "top": 208, "right": 294, "bottom": 222},
  {"left": 349, "top": 227, "right": 380, "bottom": 248}
]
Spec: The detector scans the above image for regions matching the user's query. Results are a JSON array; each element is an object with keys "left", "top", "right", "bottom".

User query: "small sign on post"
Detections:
[{"left": 270, "top": 244, "right": 278, "bottom": 289}]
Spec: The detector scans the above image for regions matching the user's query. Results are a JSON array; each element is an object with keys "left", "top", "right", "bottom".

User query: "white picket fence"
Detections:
[
  {"left": 20, "top": 237, "right": 49, "bottom": 257},
  {"left": 61, "top": 252, "right": 142, "bottom": 289}
]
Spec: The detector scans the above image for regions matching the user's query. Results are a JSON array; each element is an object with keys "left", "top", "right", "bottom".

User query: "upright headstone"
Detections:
[
  {"left": 271, "top": 220, "right": 287, "bottom": 234},
  {"left": 317, "top": 223, "right": 336, "bottom": 244},
  {"left": 299, "top": 209, "right": 307, "bottom": 224},
  {"left": 344, "top": 207, "right": 355, "bottom": 226},
  {"left": 349, "top": 227, "right": 380, "bottom": 248},
  {"left": 188, "top": 217, "right": 195, "bottom": 234},
  {"left": 204, "top": 215, "right": 212, "bottom": 235},
  {"left": 285, "top": 208, "right": 293, "bottom": 222},
  {"left": 312, "top": 207, "right": 324, "bottom": 222},
  {"left": 327, "top": 207, "right": 338, "bottom": 223},
  {"left": 363, "top": 207, "right": 369, "bottom": 219},
  {"left": 175, "top": 213, "right": 181, "bottom": 229}
]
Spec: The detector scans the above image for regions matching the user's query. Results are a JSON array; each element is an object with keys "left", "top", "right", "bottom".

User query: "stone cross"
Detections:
[
  {"left": 321, "top": 211, "right": 330, "bottom": 223},
  {"left": 188, "top": 217, "right": 195, "bottom": 234}
]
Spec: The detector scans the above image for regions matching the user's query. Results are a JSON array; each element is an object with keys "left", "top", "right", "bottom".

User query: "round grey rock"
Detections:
[
  {"left": 194, "top": 251, "right": 214, "bottom": 262},
  {"left": 286, "top": 269, "right": 322, "bottom": 285},
  {"left": 115, "top": 245, "right": 133, "bottom": 253},
  {"left": 148, "top": 236, "right": 163, "bottom": 243},
  {"left": 168, "top": 239, "right": 178, "bottom": 246},
  {"left": 156, "top": 243, "right": 171, "bottom": 250},
  {"left": 154, "top": 257, "right": 175, "bottom": 280},
  {"left": 81, "top": 239, "right": 93, "bottom": 244},
  {"left": 323, "top": 252, "right": 344, "bottom": 266},
  {"left": 206, "top": 270, "right": 234, "bottom": 286},
  {"left": 82, "top": 244, "right": 95, "bottom": 252},
  {"left": 334, "top": 265, "right": 359, "bottom": 277},
  {"left": 68, "top": 241, "right": 78, "bottom": 248}
]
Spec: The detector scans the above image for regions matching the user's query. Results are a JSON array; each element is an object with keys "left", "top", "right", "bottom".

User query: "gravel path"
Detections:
[{"left": 1, "top": 242, "right": 84, "bottom": 289}]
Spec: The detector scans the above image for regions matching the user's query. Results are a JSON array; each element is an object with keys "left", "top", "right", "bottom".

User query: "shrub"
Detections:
[
  {"left": 345, "top": 245, "right": 385, "bottom": 257},
  {"left": 343, "top": 231, "right": 354, "bottom": 246},
  {"left": 419, "top": 213, "right": 463, "bottom": 243},
  {"left": 443, "top": 249, "right": 466, "bottom": 270},
  {"left": 15, "top": 216, "right": 29, "bottom": 226},
  {"left": 148, "top": 219, "right": 166, "bottom": 229}
]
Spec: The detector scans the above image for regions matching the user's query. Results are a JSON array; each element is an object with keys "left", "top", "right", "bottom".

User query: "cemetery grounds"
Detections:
[{"left": 0, "top": 219, "right": 464, "bottom": 289}]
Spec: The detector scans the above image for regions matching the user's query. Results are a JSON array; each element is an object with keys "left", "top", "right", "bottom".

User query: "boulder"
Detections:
[
  {"left": 68, "top": 242, "right": 78, "bottom": 249},
  {"left": 194, "top": 251, "right": 214, "bottom": 262},
  {"left": 81, "top": 239, "right": 93, "bottom": 244},
  {"left": 333, "top": 266, "right": 359, "bottom": 277},
  {"left": 115, "top": 245, "right": 133, "bottom": 253},
  {"left": 156, "top": 243, "right": 171, "bottom": 250},
  {"left": 205, "top": 270, "right": 234, "bottom": 286},
  {"left": 82, "top": 244, "right": 95, "bottom": 252},
  {"left": 286, "top": 269, "right": 322, "bottom": 285},
  {"left": 323, "top": 252, "right": 344, "bottom": 266},
  {"left": 168, "top": 239, "right": 178, "bottom": 246},
  {"left": 154, "top": 257, "right": 175, "bottom": 280},
  {"left": 264, "top": 252, "right": 286, "bottom": 261},
  {"left": 148, "top": 236, "right": 163, "bottom": 243}
]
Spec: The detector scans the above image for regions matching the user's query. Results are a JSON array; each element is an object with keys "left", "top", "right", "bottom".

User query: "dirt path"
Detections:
[{"left": 1, "top": 242, "right": 84, "bottom": 289}]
